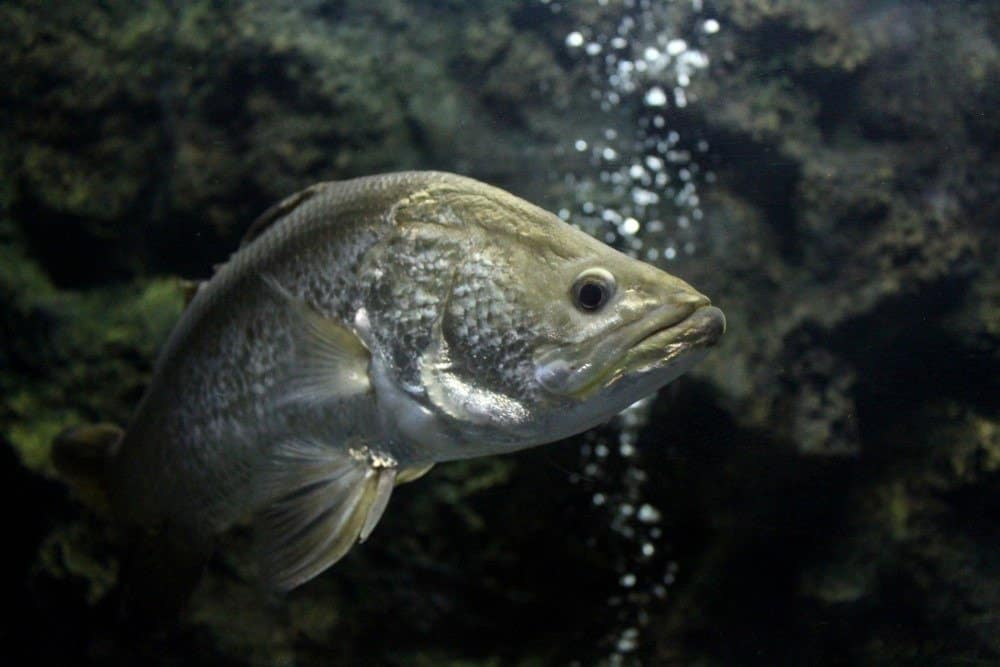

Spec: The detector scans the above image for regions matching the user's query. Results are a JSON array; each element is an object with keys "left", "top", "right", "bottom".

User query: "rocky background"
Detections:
[{"left": 1, "top": 0, "right": 996, "bottom": 664}]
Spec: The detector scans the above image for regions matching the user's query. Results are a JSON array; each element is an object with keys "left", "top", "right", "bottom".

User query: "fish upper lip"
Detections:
[
  {"left": 627, "top": 294, "right": 711, "bottom": 346},
  {"left": 637, "top": 304, "right": 726, "bottom": 348},
  {"left": 592, "top": 302, "right": 724, "bottom": 393}
]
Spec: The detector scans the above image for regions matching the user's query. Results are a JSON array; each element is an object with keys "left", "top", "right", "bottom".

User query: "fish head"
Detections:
[
  {"left": 513, "top": 224, "right": 725, "bottom": 444},
  {"left": 535, "top": 255, "right": 721, "bottom": 377},
  {"left": 372, "top": 176, "right": 725, "bottom": 456}
]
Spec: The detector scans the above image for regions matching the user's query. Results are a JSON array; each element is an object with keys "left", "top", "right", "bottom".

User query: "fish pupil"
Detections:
[{"left": 576, "top": 280, "right": 607, "bottom": 311}]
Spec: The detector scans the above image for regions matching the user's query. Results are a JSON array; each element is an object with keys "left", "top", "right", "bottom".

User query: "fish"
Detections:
[{"left": 55, "top": 171, "right": 725, "bottom": 595}]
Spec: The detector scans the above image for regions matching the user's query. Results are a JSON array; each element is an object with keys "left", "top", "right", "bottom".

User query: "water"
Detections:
[{"left": 1, "top": 0, "right": 996, "bottom": 665}]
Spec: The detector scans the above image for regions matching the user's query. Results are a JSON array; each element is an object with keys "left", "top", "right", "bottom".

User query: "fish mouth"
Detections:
[
  {"left": 620, "top": 304, "right": 726, "bottom": 374},
  {"left": 534, "top": 296, "right": 725, "bottom": 398}
]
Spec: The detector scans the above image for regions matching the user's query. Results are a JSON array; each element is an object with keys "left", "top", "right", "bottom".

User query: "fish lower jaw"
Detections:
[
  {"left": 547, "top": 305, "right": 725, "bottom": 400},
  {"left": 619, "top": 305, "right": 726, "bottom": 372}
]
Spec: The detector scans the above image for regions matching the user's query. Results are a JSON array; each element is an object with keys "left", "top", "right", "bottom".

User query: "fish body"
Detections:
[{"left": 102, "top": 171, "right": 724, "bottom": 591}]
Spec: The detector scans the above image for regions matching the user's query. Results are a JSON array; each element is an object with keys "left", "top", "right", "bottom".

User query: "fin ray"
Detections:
[
  {"left": 257, "top": 438, "right": 398, "bottom": 592},
  {"left": 360, "top": 470, "right": 395, "bottom": 542},
  {"left": 262, "top": 276, "right": 372, "bottom": 407}
]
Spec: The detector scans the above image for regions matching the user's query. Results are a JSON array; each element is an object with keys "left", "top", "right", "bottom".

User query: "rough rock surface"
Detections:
[{"left": 1, "top": 0, "right": 996, "bottom": 664}]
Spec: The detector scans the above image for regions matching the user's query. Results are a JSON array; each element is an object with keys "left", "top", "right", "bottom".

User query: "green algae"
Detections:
[
  {"left": 36, "top": 521, "right": 119, "bottom": 605},
  {"left": 0, "top": 241, "right": 184, "bottom": 475}
]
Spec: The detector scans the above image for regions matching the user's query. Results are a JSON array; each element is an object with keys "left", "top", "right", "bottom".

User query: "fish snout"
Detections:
[
  {"left": 687, "top": 305, "right": 726, "bottom": 344},
  {"left": 667, "top": 290, "right": 711, "bottom": 309},
  {"left": 661, "top": 289, "right": 725, "bottom": 345}
]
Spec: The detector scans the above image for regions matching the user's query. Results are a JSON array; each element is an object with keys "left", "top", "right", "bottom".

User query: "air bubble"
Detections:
[
  {"left": 559, "top": 2, "right": 720, "bottom": 659},
  {"left": 566, "top": 31, "right": 585, "bottom": 48},
  {"left": 644, "top": 86, "right": 667, "bottom": 107},
  {"left": 632, "top": 188, "right": 658, "bottom": 206},
  {"left": 638, "top": 504, "right": 661, "bottom": 523}
]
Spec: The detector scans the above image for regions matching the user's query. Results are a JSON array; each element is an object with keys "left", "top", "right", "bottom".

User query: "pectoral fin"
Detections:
[
  {"left": 263, "top": 276, "right": 372, "bottom": 406},
  {"left": 256, "top": 438, "right": 397, "bottom": 592}
]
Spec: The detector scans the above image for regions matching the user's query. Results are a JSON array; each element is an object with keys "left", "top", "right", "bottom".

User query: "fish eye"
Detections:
[{"left": 571, "top": 268, "right": 616, "bottom": 312}]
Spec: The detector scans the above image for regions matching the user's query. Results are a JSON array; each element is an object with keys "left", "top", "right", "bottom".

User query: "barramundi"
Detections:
[{"left": 56, "top": 171, "right": 725, "bottom": 594}]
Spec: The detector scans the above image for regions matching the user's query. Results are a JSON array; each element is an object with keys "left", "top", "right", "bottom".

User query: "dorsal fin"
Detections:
[
  {"left": 240, "top": 172, "right": 460, "bottom": 248},
  {"left": 240, "top": 184, "right": 323, "bottom": 248}
]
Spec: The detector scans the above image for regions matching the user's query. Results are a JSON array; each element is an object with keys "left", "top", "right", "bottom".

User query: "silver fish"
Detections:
[{"left": 98, "top": 171, "right": 724, "bottom": 591}]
